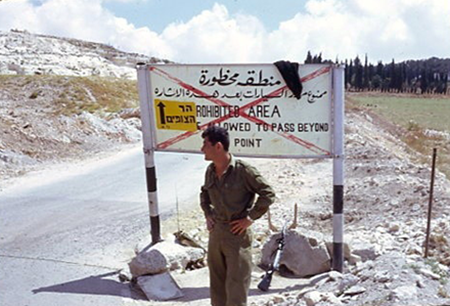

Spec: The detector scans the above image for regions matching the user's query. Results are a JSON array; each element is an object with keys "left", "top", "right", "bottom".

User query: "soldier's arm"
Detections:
[
  {"left": 200, "top": 167, "right": 215, "bottom": 231},
  {"left": 242, "top": 163, "right": 276, "bottom": 221}
]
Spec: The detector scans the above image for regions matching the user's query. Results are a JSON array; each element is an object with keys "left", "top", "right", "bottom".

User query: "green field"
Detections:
[
  {"left": 348, "top": 94, "right": 450, "bottom": 131},
  {"left": 348, "top": 93, "right": 450, "bottom": 179}
]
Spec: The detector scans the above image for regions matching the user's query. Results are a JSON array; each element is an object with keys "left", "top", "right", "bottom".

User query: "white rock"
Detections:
[
  {"left": 323, "top": 293, "right": 343, "bottom": 305},
  {"left": 419, "top": 268, "right": 440, "bottom": 280},
  {"left": 304, "top": 291, "right": 323, "bottom": 306},
  {"left": 129, "top": 248, "right": 168, "bottom": 277},
  {"left": 374, "top": 270, "right": 392, "bottom": 283},
  {"left": 304, "top": 291, "right": 342, "bottom": 306},
  {"left": 129, "top": 240, "right": 205, "bottom": 277},
  {"left": 351, "top": 241, "right": 378, "bottom": 261},
  {"left": 349, "top": 254, "right": 362, "bottom": 265},
  {"left": 412, "top": 204, "right": 421, "bottom": 211},
  {"left": 328, "top": 271, "right": 343, "bottom": 281},
  {"left": 390, "top": 199, "right": 399, "bottom": 206},
  {"left": 343, "top": 285, "right": 366, "bottom": 296},
  {"left": 337, "top": 274, "right": 360, "bottom": 292},
  {"left": 271, "top": 294, "right": 286, "bottom": 304},
  {"left": 137, "top": 272, "right": 184, "bottom": 301},
  {"left": 388, "top": 223, "right": 400, "bottom": 233},
  {"left": 390, "top": 285, "right": 417, "bottom": 300}
]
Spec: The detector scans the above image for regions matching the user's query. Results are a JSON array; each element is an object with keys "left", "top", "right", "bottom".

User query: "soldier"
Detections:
[{"left": 200, "top": 125, "right": 275, "bottom": 306}]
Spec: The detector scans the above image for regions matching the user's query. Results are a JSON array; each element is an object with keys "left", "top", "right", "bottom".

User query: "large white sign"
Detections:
[{"left": 146, "top": 63, "right": 334, "bottom": 158}]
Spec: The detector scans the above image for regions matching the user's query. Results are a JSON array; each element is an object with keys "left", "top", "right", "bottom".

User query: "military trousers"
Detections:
[{"left": 208, "top": 222, "right": 253, "bottom": 306}]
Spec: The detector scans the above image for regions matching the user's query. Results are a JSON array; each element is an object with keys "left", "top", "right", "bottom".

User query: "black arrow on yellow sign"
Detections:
[{"left": 157, "top": 101, "right": 166, "bottom": 124}]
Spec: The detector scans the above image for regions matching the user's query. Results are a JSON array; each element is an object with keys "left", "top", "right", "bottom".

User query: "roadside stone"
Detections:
[
  {"left": 343, "top": 285, "right": 366, "bottom": 296},
  {"left": 325, "top": 242, "right": 352, "bottom": 262},
  {"left": 261, "top": 230, "right": 330, "bottom": 277},
  {"left": 136, "top": 272, "right": 184, "bottom": 301},
  {"left": 337, "top": 274, "right": 360, "bottom": 293},
  {"left": 118, "top": 269, "right": 132, "bottom": 283},
  {"left": 351, "top": 241, "right": 378, "bottom": 261},
  {"left": 304, "top": 291, "right": 323, "bottom": 306},
  {"left": 348, "top": 254, "right": 362, "bottom": 265},
  {"left": 328, "top": 271, "right": 343, "bottom": 281},
  {"left": 304, "top": 291, "right": 342, "bottom": 306},
  {"left": 129, "top": 247, "right": 168, "bottom": 277},
  {"left": 129, "top": 240, "right": 205, "bottom": 277},
  {"left": 271, "top": 294, "right": 286, "bottom": 304},
  {"left": 322, "top": 293, "right": 342, "bottom": 305}
]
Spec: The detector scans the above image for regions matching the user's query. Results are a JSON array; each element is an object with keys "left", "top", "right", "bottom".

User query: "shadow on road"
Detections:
[{"left": 32, "top": 270, "right": 147, "bottom": 301}]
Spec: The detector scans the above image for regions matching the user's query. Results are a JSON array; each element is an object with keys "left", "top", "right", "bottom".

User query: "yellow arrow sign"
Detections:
[{"left": 154, "top": 99, "right": 197, "bottom": 131}]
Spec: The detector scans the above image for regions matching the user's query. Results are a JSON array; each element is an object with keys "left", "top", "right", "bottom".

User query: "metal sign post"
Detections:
[
  {"left": 332, "top": 66, "right": 345, "bottom": 272},
  {"left": 136, "top": 62, "right": 345, "bottom": 270},
  {"left": 137, "top": 63, "right": 162, "bottom": 244}
]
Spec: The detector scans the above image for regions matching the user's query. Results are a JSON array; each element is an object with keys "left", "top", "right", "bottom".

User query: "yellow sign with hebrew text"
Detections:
[{"left": 154, "top": 99, "right": 197, "bottom": 131}]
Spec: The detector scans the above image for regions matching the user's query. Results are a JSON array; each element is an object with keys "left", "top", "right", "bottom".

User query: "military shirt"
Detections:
[{"left": 200, "top": 155, "right": 276, "bottom": 222}]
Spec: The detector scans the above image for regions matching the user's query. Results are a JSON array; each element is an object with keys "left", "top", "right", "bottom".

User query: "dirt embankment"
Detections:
[{"left": 0, "top": 75, "right": 142, "bottom": 188}]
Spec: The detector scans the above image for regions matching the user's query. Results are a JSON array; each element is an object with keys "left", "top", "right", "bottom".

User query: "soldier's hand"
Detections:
[
  {"left": 206, "top": 216, "right": 215, "bottom": 232},
  {"left": 230, "top": 217, "right": 253, "bottom": 235}
]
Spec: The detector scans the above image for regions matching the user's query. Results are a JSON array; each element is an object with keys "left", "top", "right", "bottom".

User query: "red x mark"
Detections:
[{"left": 150, "top": 65, "right": 332, "bottom": 156}]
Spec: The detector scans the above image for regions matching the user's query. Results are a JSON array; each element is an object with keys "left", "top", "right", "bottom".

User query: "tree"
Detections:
[
  {"left": 420, "top": 67, "right": 428, "bottom": 94},
  {"left": 363, "top": 54, "right": 370, "bottom": 90},
  {"left": 305, "top": 51, "right": 313, "bottom": 64},
  {"left": 354, "top": 56, "right": 363, "bottom": 90}
]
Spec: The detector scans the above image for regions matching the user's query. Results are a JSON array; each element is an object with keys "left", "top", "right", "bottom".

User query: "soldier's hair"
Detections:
[{"left": 202, "top": 125, "right": 230, "bottom": 151}]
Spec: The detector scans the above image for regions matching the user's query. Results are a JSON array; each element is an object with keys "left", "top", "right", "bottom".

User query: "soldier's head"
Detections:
[{"left": 201, "top": 126, "right": 229, "bottom": 160}]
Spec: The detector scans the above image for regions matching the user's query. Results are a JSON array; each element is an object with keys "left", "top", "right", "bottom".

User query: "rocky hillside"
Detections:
[
  {"left": 0, "top": 29, "right": 169, "bottom": 79},
  {"left": 0, "top": 30, "right": 161, "bottom": 185},
  {"left": 0, "top": 74, "right": 143, "bottom": 186}
]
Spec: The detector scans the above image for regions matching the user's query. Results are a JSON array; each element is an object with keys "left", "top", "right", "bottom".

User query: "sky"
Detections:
[{"left": 0, "top": 0, "right": 449, "bottom": 64}]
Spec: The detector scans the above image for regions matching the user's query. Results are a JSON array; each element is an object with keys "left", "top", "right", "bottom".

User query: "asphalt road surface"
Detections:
[{"left": 0, "top": 145, "right": 207, "bottom": 306}]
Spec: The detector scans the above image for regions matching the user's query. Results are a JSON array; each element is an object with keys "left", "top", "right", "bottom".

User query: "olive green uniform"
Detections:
[{"left": 200, "top": 155, "right": 275, "bottom": 306}]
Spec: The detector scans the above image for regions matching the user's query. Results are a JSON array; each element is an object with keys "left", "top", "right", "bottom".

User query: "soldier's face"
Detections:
[{"left": 201, "top": 137, "right": 218, "bottom": 161}]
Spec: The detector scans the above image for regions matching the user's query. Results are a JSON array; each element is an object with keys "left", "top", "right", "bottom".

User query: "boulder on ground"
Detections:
[
  {"left": 129, "top": 247, "right": 168, "bottom": 277},
  {"left": 129, "top": 239, "right": 205, "bottom": 278},
  {"left": 261, "top": 229, "right": 331, "bottom": 278}
]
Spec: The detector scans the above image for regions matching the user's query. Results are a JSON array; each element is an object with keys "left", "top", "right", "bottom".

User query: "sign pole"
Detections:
[
  {"left": 332, "top": 66, "right": 345, "bottom": 272},
  {"left": 137, "top": 63, "right": 162, "bottom": 245}
]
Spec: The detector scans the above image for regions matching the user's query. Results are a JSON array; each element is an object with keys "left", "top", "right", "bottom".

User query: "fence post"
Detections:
[{"left": 424, "top": 148, "right": 437, "bottom": 258}]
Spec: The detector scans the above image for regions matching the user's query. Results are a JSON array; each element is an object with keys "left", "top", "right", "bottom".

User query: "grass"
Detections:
[
  {"left": 53, "top": 76, "right": 139, "bottom": 115},
  {"left": 348, "top": 94, "right": 450, "bottom": 131},
  {"left": 0, "top": 75, "right": 139, "bottom": 115},
  {"left": 348, "top": 93, "right": 450, "bottom": 179}
]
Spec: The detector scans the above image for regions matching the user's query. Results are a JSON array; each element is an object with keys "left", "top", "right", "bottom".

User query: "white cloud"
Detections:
[
  {"left": 0, "top": 0, "right": 449, "bottom": 63},
  {"left": 158, "top": 0, "right": 450, "bottom": 63},
  {"left": 0, "top": 0, "right": 171, "bottom": 58},
  {"left": 161, "top": 4, "right": 266, "bottom": 63}
]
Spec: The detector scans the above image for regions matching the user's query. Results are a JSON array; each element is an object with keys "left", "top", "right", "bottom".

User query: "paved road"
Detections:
[{"left": 0, "top": 145, "right": 207, "bottom": 306}]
